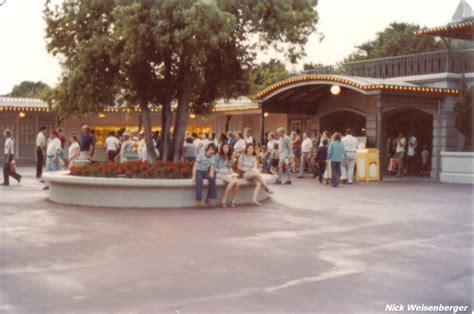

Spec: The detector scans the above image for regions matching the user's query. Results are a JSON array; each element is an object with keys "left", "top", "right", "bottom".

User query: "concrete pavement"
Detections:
[{"left": 1, "top": 167, "right": 472, "bottom": 313}]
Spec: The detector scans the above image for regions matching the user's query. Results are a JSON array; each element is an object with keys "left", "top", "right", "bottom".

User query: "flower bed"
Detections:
[{"left": 70, "top": 160, "right": 193, "bottom": 179}]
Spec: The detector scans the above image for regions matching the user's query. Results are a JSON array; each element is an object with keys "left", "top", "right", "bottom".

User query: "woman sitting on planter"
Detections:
[
  {"left": 216, "top": 143, "right": 240, "bottom": 208},
  {"left": 237, "top": 143, "right": 274, "bottom": 206},
  {"left": 192, "top": 143, "right": 217, "bottom": 207}
]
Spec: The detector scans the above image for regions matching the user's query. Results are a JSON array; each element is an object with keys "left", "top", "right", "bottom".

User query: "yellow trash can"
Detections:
[{"left": 355, "top": 148, "right": 380, "bottom": 182}]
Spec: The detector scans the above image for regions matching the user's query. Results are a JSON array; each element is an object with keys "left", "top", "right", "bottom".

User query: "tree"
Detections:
[
  {"left": 44, "top": 0, "right": 319, "bottom": 161},
  {"left": 250, "top": 59, "right": 290, "bottom": 95},
  {"left": 344, "top": 22, "right": 444, "bottom": 62},
  {"left": 454, "top": 76, "right": 473, "bottom": 151},
  {"left": 8, "top": 81, "right": 51, "bottom": 98}
]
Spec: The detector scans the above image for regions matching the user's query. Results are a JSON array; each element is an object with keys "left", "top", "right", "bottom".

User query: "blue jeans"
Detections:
[
  {"left": 44, "top": 157, "right": 61, "bottom": 187},
  {"left": 195, "top": 170, "right": 217, "bottom": 201},
  {"left": 331, "top": 161, "right": 341, "bottom": 187}
]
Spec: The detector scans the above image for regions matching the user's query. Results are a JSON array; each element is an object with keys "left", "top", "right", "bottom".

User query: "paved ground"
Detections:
[{"left": 1, "top": 167, "right": 473, "bottom": 313}]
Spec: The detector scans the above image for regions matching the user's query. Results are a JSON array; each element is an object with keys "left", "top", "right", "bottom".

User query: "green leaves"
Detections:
[{"left": 345, "top": 22, "right": 444, "bottom": 62}]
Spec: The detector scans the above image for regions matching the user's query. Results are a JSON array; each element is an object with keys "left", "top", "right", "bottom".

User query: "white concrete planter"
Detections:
[
  {"left": 43, "top": 171, "right": 275, "bottom": 208},
  {"left": 440, "top": 152, "right": 474, "bottom": 184}
]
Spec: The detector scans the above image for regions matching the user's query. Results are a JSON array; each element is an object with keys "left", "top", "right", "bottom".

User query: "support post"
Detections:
[{"left": 375, "top": 95, "right": 384, "bottom": 180}]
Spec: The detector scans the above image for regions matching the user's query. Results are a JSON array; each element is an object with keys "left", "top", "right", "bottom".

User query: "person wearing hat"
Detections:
[
  {"left": 79, "top": 125, "right": 94, "bottom": 160},
  {"left": 138, "top": 131, "right": 147, "bottom": 161},
  {"left": 120, "top": 131, "right": 133, "bottom": 163},
  {"left": 2, "top": 128, "right": 22, "bottom": 186}
]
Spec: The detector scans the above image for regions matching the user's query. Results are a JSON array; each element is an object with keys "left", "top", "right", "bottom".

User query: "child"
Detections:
[
  {"left": 421, "top": 145, "right": 430, "bottom": 175},
  {"left": 314, "top": 139, "right": 329, "bottom": 184},
  {"left": 192, "top": 143, "right": 217, "bottom": 207},
  {"left": 270, "top": 142, "right": 280, "bottom": 175}
]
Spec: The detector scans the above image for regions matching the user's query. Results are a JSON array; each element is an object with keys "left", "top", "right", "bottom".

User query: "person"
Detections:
[
  {"left": 36, "top": 126, "right": 47, "bottom": 178},
  {"left": 270, "top": 142, "right": 279, "bottom": 175},
  {"left": 43, "top": 129, "right": 62, "bottom": 190},
  {"left": 153, "top": 130, "right": 161, "bottom": 152},
  {"left": 260, "top": 145, "right": 272, "bottom": 173},
  {"left": 227, "top": 131, "right": 236, "bottom": 148},
  {"left": 79, "top": 125, "right": 94, "bottom": 160},
  {"left": 327, "top": 132, "right": 347, "bottom": 188},
  {"left": 319, "top": 130, "right": 330, "bottom": 147},
  {"left": 215, "top": 143, "right": 240, "bottom": 207},
  {"left": 200, "top": 133, "right": 210, "bottom": 154},
  {"left": 275, "top": 127, "right": 292, "bottom": 185},
  {"left": 237, "top": 143, "right": 274, "bottom": 206},
  {"left": 183, "top": 137, "right": 198, "bottom": 162},
  {"left": 292, "top": 129, "right": 302, "bottom": 173},
  {"left": 421, "top": 145, "right": 430, "bottom": 175},
  {"left": 105, "top": 131, "right": 120, "bottom": 162},
  {"left": 218, "top": 133, "right": 228, "bottom": 151},
  {"left": 243, "top": 127, "right": 254, "bottom": 145},
  {"left": 314, "top": 139, "right": 329, "bottom": 183},
  {"left": 120, "top": 132, "right": 134, "bottom": 163},
  {"left": 233, "top": 132, "right": 246, "bottom": 157},
  {"left": 298, "top": 131, "right": 313, "bottom": 178},
  {"left": 67, "top": 132, "right": 80, "bottom": 169},
  {"left": 395, "top": 132, "right": 407, "bottom": 177},
  {"left": 57, "top": 127, "right": 67, "bottom": 167},
  {"left": 341, "top": 128, "right": 358, "bottom": 184},
  {"left": 407, "top": 132, "right": 417, "bottom": 175},
  {"left": 266, "top": 132, "right": 276, "bottom": 154},
  {"left": 311, "top": 130, "right": 321, "bottom": 149},
  {"left": 192, "top": 143, "right": 217, "bottom": 207},
  {"left": 210, "top": 132, "right": 219, "bottom": 147},
  {"left": 137, "top": 131, "right": 147, "bottom": 162},
  {"left": 2, "top": 129, "right": 21, "bottom": 186}
]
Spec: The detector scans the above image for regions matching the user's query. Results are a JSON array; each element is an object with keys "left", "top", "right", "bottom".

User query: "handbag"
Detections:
[{"left": 323, "top": 160, "right": 332, "bottom": 179}]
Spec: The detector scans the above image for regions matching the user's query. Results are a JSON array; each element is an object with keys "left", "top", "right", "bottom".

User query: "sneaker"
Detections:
[
  {"left": 296, "top": 176, "right": 304, "bottom": 179},
  {"left": 17, "top": 175, "right": 22, "bottom": 184},
  {"left": 43, "top": 186, "right": 49, "bottom": 190},
  {"left": 275, "top": 180, "right": 282, "bottom": 185},
  {"left": 284, "top": 181, "right": 292, "bottom": 185},
  {"left": 1, "top": 182, "right": 8, "bottom": 186}
]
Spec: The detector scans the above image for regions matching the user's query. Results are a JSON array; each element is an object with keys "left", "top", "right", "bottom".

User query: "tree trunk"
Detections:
[
  {"left": 160, "top": 99, "right": 172, "bottom": 161},
  {"left": 172, "top": 93, "right": 190, "bottom": 162},
  {"left": 141, "top": 104, "right": 157, "bottom": 162},
  {"left": 225, "top": 115, "right": 232, "bottom": 132}
]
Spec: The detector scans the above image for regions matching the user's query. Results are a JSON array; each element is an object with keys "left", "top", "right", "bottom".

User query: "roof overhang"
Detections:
[
  {"left": 414, "top": 20, "right": 474, "bottom": 40},
  {"left": 252, "top": 75, "right": 460, "bottom": 103}
]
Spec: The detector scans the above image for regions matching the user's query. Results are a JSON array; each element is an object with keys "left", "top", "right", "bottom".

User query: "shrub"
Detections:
[{"left": 70, "top": 161, "right": 193, "bottom": 179}]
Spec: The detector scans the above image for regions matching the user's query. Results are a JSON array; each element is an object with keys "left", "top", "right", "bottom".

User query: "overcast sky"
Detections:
[{"left": 0, "top": 0, "right": 466, "bottom": 95}]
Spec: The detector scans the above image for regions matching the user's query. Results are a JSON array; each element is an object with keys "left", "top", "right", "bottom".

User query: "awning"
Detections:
[{"left": 414, "top": 20, "right": 474, "bottom": 41}]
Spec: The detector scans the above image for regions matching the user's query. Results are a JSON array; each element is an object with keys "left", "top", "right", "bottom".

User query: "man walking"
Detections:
[
  {"left": 105, "top": 131, "right": 120, "bottom": 162},
  {"left": 298, "top": 131, "right": 313, "bottom": 178},
  {"left": 341, "top": 128, "right": 358, "bottom": 184},
  {"left": 276, "top": 127, "right": 292, "bottom": 185},
  {"left": 2, "top": 129, "right": 22, "bottom": 186},
  {"left": 79, "top": 125, "right": 94, "bottom": 160},
  {"left": 36, "top": 126, "right": 47, "bottom": 178}
]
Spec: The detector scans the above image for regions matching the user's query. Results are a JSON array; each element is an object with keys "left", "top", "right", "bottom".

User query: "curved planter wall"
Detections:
[
  {"left": 440, "top": 152, "right": 474, "bottom": 184},
  {"left": 43, "top": 171, "right": 275, "bottom": 208}
]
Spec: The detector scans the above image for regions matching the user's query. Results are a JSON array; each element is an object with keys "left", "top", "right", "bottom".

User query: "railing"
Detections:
[{"left": 293, "top": 49, "right": 474, "bottom": 79}]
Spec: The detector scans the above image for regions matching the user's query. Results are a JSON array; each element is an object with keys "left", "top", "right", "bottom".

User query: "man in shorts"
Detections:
[{"left": 275, "top": 127, "right": 292, "bottom": 185}]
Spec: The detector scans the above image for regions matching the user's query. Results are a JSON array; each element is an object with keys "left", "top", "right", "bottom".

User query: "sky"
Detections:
[{"left": 0, "top": 0, "right": 466, "bottom": 95}]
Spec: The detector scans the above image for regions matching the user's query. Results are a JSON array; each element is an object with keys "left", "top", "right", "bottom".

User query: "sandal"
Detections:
[
  {"left": 252, "top": 201, "right": 262, "bottom": 207},
  {"left": 264, "top": 187, "right": 274, "bottom": 194},
  {"left": 230, "top": 201, "right": 236, "bottom": 208},
  {"left": 221, "top": 202, "right": 227, "bottom": 208}
]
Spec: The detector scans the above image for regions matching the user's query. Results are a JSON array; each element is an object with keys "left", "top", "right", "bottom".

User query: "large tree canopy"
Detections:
[
  {"left": 44, "top": 0, "right": 318, "bottom": 161},
  {"left": 7, "top": 81, "right": 51, "bottom": 98},
  {"left": 345, "top": 22, "right": 444, "bottom": 62}
]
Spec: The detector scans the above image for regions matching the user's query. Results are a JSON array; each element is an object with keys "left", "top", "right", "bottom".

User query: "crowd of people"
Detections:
[
  {"left": 3, "top": 123, "right": 430, "bottom": 207},
  {"left": 386, "top": 131, "right": 431, "bottom": 177}
]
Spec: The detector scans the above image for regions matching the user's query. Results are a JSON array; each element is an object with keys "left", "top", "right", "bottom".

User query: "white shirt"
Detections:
[
  {"left": 407, "top": 136, "right": 417, "bottom": 157},
  {"left": 267, "top": 139, "right": 276, "bottom": 152},
  {"left": 200, "top": 139, "right": 210, "bottom": 153},
  {"left": 396, "top": 138, "right": 406, "bottom": 153},
  {"left": 342, "top": 135, "right": 358, "bottom": 153},
  {"left": 4, "top": 137, "right": 14, "bottom": 155},
  {"left": 36, "top": 132, "right": 46, "bottom": 148},
  {"left": 68, "top": 142, "right": 80, "bottom": 161},
  {"left": 301, "top": 138, "right": 313, "bottom": 153},
  {"left": 120, "top": 140, "right": 133, "bottom": 163},
  {"left": 138, "top": 139, "right": 147, "bottom": 161},
  {"left": 233, "top": 139, "right": 246, "bottom": 154},
  {"left": 47, "top": 138, "right": 62, "bottom": 157},
  {"left": 105, "top": 136, "right": 119, "bottom": 151},
  {"left": 194, "top": 138, "right": 202, "bottom": 151}
]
